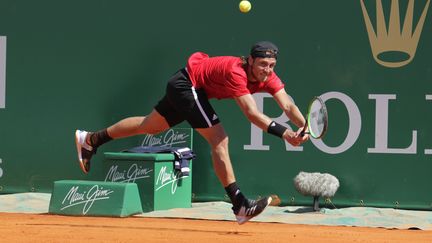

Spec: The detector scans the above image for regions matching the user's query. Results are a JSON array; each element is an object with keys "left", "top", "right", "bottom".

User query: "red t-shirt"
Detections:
[{"left": 186, "top": 52, "right": 284, "bottom": 99}]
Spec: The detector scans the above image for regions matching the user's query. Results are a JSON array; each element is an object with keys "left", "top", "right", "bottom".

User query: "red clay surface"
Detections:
[{"left": 1, "top": 212, "right": 432, "bottom": 242}]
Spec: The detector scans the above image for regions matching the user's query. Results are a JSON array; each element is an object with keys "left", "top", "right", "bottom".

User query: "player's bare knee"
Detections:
[
  {"left": 220, "top": 136, "right": 229, "bottom": 147},
  {"left": 212, "top": 136, "right": 229, "bottom": 154}
]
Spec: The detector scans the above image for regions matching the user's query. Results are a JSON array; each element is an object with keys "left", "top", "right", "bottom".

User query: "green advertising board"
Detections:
[
  {"left": 0, "top": 0, "right": 431, "bottom": 210},
  {"left": 103, "top": 152, "right": 192, "bottom": 212},
  {"left": 48, "top": 180, "right": 143, "bottom": 217}
]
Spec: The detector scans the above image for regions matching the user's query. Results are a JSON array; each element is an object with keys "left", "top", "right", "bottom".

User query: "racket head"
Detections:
[{"left": 306, "top": 96, "right": 328, "bottom": 138}]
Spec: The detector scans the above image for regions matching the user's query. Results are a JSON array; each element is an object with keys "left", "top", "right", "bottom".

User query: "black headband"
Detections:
[{"left": 250, "top": 41, "right": 279, "bottom": 59}]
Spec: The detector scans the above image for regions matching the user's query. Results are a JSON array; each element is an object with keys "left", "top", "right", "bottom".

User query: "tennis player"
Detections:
[{"left": 75, "top": 41, "right": 308, "bottom": 224}]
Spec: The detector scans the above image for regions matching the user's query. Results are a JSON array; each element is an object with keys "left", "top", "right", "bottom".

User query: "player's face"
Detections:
[{"left": 249, "top": 57, "right": 277, "bottom": 82}]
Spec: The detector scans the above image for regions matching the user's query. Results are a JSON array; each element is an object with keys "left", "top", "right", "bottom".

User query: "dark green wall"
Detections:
[{"left": 0, "top": 0, "right": 431, "bottom": 210}]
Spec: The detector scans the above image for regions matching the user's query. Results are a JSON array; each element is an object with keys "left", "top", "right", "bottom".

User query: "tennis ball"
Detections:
[{"left": 239, "top": 0, "right": 251, "bottom": 13}]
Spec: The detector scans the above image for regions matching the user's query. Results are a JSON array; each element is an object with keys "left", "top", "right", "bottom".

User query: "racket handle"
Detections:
[
  {"left": 300, "top": 121, "right": 308, "bottom": 137},
  {"left": 300, "top": 127, "right": 306, "bottom": 137}
]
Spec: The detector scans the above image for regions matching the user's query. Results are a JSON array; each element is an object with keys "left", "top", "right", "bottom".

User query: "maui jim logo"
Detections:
[
  {"left": 141, "top": 128, "right": 190, "bottom": 147},
  {"left": 105, "top": 163, "right": 153, "bottom": 183},
  {"left": 360, "top": 0, "right": 430, "bottom": 68},
  {"left": 60, "top": 185, "right": 114, "bottom": 215},
  {"left": 155, "top": 166, "right": 183, "bottom": 194}
]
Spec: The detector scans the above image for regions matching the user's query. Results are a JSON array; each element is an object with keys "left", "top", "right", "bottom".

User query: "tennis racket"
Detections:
[{"left": 300, "top": 96, "right": 328, "bottom": 139}]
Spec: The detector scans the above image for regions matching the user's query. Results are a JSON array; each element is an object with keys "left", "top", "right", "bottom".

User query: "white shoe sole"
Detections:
[
  {"left": 235, "top": 197, "right": 272, "bottom": 225},
  {"left": 75, "top": 130, "right": 88, "bottom": 174}
]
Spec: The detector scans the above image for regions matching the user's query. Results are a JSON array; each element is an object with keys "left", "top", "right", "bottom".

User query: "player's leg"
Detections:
[
  {"left": 195, "top": 124, "right": 235, "bottom": 187},
  {"left": 106, "top": 109, "right": 170, "bottom": 139},
  {"left": 75, "top": 109, "right": 171, "bottom": 174},
  {"left": 88, "top": 109, "right": 170, "bottom": 147},
  {"left": 195, "top": 124, "right": 272, "bottom": 224},
  {"left": 188, "top": 86, "right": 272, "bottom": 224},
  {"left": 75, "top": 70, "right": 187, "bottom": 174}
]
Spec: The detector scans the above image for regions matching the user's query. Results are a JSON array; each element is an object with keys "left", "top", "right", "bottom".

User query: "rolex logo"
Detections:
[{"left": 360, "top": 0, "right": 430, "bottom": 68}]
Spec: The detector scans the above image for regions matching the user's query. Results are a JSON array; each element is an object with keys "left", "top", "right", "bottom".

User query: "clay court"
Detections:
[{"left": 1, "top": 212, "right": 431, "bottom": 243}]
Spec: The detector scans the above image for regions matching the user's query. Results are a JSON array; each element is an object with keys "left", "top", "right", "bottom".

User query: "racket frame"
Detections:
[{"left": 300, "top": 96, "right": 328, "bottom": 139}]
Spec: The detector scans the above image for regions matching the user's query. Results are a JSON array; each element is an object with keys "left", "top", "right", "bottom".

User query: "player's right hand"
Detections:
[
  {"left": 295, "top": 127, "right": 309, "bottom": 144},
  {"left": 283, "top": 130, "right": 301, "bottom": 146}
]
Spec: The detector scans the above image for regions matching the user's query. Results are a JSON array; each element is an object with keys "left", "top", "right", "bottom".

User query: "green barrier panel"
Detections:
[
  {"left": 104, "top": 152, "right": 192, "bottom": 212},
  {"left": 0, "top": 0, "right": 431, "bottom": 210},
  {"left": 48, "top": 180, "right": 143, "bottom": 217}
]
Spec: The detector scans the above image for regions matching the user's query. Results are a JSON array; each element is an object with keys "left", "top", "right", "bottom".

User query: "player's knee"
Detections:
[
  {"left": 212, "top": 136, "right": 229, "bottom": 154},
  {"left": 220, "top": 136, "right": 229, "bottom": 147}
]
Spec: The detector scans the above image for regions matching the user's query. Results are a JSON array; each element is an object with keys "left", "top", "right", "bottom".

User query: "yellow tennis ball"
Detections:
[{"left": 239, "top": 0, "right": 251, "bottom": 13}]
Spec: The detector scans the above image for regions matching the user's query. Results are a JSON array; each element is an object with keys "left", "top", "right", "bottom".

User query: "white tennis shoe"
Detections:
[
  {"left": 75, "top": 130, "right": 95, "bottom": 174},
  {"left": 234, "top": 196, "right": 272, "bottom": 225}
]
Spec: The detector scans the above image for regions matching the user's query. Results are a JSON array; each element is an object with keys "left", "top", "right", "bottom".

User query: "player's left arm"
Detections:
[{"left": 272, "top": 88, "right": 306, "bottom": 129}]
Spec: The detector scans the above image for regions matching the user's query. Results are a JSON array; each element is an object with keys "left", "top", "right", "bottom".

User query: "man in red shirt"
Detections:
[{"left": 75, "top": 41, "right": 308, "bottom": 224}]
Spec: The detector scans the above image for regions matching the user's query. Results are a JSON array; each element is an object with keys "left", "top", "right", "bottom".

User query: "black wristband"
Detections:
[{"left": 267, "top": 121, "right": 288, "bottom": 138}]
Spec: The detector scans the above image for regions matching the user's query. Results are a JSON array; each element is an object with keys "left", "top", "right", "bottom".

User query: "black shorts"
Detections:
[{"left": 154, "top": 68, "right": 220, "bottom": 128}]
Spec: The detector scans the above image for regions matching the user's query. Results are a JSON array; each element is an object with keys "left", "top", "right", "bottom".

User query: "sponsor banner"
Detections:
[
  {"left": 140, "top": 128, "right": 193, "bottom": 148},
  {"left": 60, "top": 184, "right": 115, "bottom": 215}
]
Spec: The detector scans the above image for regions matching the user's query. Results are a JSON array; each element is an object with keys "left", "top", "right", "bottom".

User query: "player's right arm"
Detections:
[{"left": 234, "top": 94, "right": 299, "bottom": 145}]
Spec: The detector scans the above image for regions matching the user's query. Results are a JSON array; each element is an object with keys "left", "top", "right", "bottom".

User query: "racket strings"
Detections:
[
  {"left": 310, "top": 110, "right": 325, "bottom": 131},
  {"left": 307, "top": 98, "right": 327, "bottom": 138}
]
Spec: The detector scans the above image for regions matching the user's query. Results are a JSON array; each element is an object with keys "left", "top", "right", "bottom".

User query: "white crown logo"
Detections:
[{"left": 360, "top": 0, "right": 430, "bottom": 68}]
